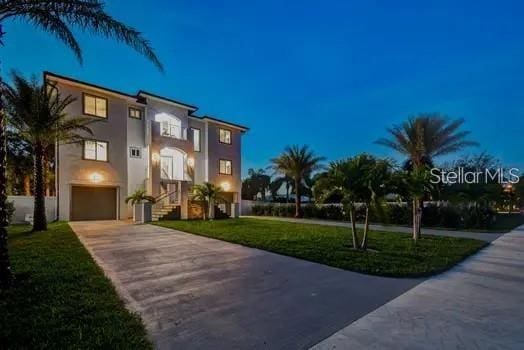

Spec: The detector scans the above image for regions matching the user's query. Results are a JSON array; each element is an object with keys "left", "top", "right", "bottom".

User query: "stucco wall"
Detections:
[
  {"left": 127, "top": 105, "right": 148, "bottom": 217},
  {"left": 206, "top": 122, "right": 242, "bottom": 201},
  {"left": 54, "top": 81, "right": 132, "bottom": 220},
  {"left": 189, "top": 118, "right": 206, "bottom": 185},
  {"left": 8, "top": 196, "right": 56, "bottom": 223}
]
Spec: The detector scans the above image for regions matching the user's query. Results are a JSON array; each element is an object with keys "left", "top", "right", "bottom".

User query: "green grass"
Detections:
[
  {"left": 0, "top": 222, "right": 152, "bottom": 349},
  {"left": 154, "top": 218, "right": 487, "bottom": 278}
]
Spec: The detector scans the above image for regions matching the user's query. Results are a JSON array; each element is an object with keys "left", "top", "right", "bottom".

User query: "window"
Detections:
[
  {"left": 129, "top": 107, "right": 142, "bottom": 119},
  {"left": 129, "top": 147, "right": 141, "bottom": 158},
  {"left": 219, "top": 159, "right": 232, "bottom": 175},
  {"left": 83, "top": 93, "right": 107, "bottom": 118},
  {"left": 219, "top": 128, "right": 231, "bottom": 144},
  {"left": 192, "top": 128, "right": 201, "bottom": 152},
  {"left": 84, "top": 140, "right": 108, "bottom": 161}
]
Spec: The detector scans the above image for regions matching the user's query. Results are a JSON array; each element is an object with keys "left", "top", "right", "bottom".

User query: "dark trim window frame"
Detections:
[
  {"left": 129, "top": 146, "right": 142, "bottom": 158},
  {"left": 219, "top": 159, "right": 232, "bottom": 175},
  {"left": 128, "top": 106, "right": 142, "bottom": 119},
  {"left": 191, "top": 127, "right": 201, "bottom": 152},
  {"left": 82, "top": 92, "right": 108, "bottom": 119},
  {"left": 218, "top": 128, "right": 232, "bottom": 145},
  {"left": 83, "top": 139, "right": 109, "bottom": 162}
]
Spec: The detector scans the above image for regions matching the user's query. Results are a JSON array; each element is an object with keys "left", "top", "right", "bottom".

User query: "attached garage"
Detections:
[{"left": 71, "top": 186, "right": 117, "bottom": 221}]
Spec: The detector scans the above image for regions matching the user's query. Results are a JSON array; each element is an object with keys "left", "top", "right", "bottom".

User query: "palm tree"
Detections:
[
  {"left": 269, "top": 174, "right": 292, "bottom": 202},
  {"left": 376, "top": 114, "right": 477, "bottom": 239},
  {"left": 4, "top": 73, "right": 94, "bottom": 231},
  {"left": 375, "top": 114, "right": 477, "bottom": 170},
  {"left": 270, "top": 145, "right": 324, "bottom": 217},
  {"left": 192, "top": 182, "right": 225, "bottom": 220},
  {"left": 0, "top": 0, "right": 163, "bottom": 286},
  {"left": 125, "top": 188, "right": 156, "bottom": 205},
  {"left": 314, "top": 155, "right": 371, "bottom": 250}
]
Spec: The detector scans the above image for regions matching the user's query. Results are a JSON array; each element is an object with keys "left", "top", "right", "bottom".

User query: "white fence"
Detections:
[{"left": 7, "top": 196, "right": 57, "bottom": 224}]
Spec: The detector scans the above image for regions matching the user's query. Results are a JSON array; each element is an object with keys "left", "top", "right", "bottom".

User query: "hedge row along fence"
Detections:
[{"left": 250, "top": 203, "right": 497, "bottom": 230}]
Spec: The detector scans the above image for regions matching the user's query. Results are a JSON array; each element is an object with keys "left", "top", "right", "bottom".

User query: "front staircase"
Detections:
[{"left": 151, "top": 203, "right": 181, "bottom": 221}]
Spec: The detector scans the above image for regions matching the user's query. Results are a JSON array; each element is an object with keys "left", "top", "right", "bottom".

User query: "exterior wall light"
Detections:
[
  {"left": 89, "top": 172, "right": 103, "bottom": 183},
  {"left": 220, "top": 181, "right": 231, "bottom": 191},
  {"left": 187, "top": 157, "right": 195, "bottom": 167},
  {"left": 151, "top": 152, "right": 160, "bottom": 163}
]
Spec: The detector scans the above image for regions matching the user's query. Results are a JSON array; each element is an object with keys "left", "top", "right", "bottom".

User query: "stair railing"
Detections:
[{"left": 152, "top": 189, "right": 180, "bottom": 212}]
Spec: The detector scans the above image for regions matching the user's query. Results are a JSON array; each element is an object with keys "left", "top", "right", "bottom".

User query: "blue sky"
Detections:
[{"left": 3, "top": 0, "right": 524, "bottom": 176}]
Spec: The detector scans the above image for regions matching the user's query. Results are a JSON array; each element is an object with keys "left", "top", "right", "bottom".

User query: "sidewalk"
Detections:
[
  {"left": 242, "top": 216, "right": 502, "bottom": 242},
  {"left": 310, "top": 225, "right": 524, "bottom": 349}
]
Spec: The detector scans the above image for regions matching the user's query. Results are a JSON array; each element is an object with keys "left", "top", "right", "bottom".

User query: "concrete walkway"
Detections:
[
  {"left": 243, "top": 216, "right": 502, "bottom": 242},
  {"left": 70, "top": 221, "right": 420, "bottom": 350},
  {"left": 311, "top": 225, "right": 524, "bottom": 349}
]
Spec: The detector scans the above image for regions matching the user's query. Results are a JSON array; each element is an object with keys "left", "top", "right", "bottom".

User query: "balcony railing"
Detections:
[{"left": 160, "top": 125, "right": 187, "bottom": 140}]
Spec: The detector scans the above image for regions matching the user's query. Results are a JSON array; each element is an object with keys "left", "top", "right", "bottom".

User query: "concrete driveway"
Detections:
[{"left": 70, "top": 221, "right": 420, "bottom": 350}]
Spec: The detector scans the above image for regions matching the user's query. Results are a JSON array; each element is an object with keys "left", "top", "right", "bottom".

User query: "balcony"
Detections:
[{"left": 160, "top": 125, "right": 187, "bottom": 140}]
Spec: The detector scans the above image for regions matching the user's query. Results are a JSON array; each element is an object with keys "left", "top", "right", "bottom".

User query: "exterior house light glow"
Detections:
[
  {"left": 151, "top": 152, "right": 160, "bottom": 163},
  {"left": 187, "top": 157, "right": 195, "bottom": 167},
  {"left": 220, "top": 181, "right": 231, "bottom": 191},
  {"left": 89, "top": 172, "right": 103, "bottom": 183}
]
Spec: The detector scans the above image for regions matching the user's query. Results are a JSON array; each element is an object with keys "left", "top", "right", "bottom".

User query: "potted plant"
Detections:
[{"left": 126, "top": 188, "right": 156, "bottom": 223}]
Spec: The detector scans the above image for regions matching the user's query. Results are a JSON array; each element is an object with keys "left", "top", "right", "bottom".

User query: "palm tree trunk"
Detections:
[
  {"left": 0, "top": 76, "right": 13, "bottom": 287},
  {"left": 412, "top": 199, "right": 419, "bottom": 241},
  {"left": 208, "top": 198, "right": 214, "bottom": 220},
  {"left": 24, "top": 175, "right": 31, "bottom": 195},
  {"left": 348, "top": 204, "right": 360, "bottom": 250},
  {"left": 32, "top": 143, "right": 47, "bottom": 231},
  {"left": 285, "top": 182, "right": 290, "bottom": 203},
  {"left": 361, "top": 205, "right": 370, "bottom": 250},
  {"left": 294, "top": 179, "right": 301, "bottom": 218},
  {"left": 417, "top": 198, "right": 423, "bottom": 237}
]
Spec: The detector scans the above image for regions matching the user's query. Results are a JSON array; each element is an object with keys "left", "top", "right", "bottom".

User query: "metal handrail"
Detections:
[{"left": 154, "top": 189, "right": 179, "bottom": 203}]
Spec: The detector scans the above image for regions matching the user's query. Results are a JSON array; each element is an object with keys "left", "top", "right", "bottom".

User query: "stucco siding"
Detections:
[{"left": 55, "top": 82, "right": 130, "bottom": 220}]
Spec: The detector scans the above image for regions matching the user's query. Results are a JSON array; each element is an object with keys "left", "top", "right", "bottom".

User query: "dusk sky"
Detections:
[{"left": 3, "top": 0, "right": 523, "bottom": 176}]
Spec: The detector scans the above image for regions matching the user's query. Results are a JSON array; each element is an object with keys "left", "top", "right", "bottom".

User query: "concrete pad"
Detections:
[
  {"left": 70, "top": 220, "right": 420, "bottom": 350},
  {"left": 311, "top": 225, "right": 524, "bottom": 350}
]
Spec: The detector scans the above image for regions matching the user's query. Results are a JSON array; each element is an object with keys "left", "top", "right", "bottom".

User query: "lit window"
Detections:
[
  {"left": 192, "top": 128, "right": 201, "bottom": 152},
  {"left": 84, "top": 140, "right": 108, "bottom": 161},
  {"left": 219, "top": 159, "right": 232, "bottom": 175},
  {"left": 83, "top": 94, "right": 107, "bottom": 118},
  {"left": 129, "top": 107, "right": 142, "bottom": 119},
  {"left": 129, "top": 147, "right": 141, "bottom": 158},
  {"left": 219, "top": 128, "right": 231, "bottom": 144}
]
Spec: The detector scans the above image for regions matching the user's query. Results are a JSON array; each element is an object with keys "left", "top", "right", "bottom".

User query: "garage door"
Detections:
[{"left": 71, "top": 186, "right": 117, "bottom": 221}]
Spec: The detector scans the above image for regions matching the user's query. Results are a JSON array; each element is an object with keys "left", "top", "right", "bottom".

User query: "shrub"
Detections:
[{"left": 6, "top": 201, "right": 15, "bottom": 224}]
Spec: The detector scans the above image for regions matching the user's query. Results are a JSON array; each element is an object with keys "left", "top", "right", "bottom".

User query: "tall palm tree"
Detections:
[
  {"left": 270, "top": 145, "right": 324, "bottom": 218},
  {"left": 376, "top": 114, "right": 477, "bottom": 239},
  {"left": 375, "top": 114, "right": 477, "bottom": 170},
  {"left": 4, "top": 73, "right": 94, "bottom": 231},
  {"left": 192, "top": 182, "right": 225, "bottom": 220},
  {"left": 0, "top": 0, "right": 163, "bottom": 286}
]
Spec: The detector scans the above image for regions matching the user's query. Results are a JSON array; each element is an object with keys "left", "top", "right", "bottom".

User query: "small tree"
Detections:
[
  {"left": 125, "top": 188, "right": 156, "bottom": 205},
  {"left": 314, "top": 155, "right": 370, "bottom": 250},
  {"left": 192, "top": 183, "right": 225, "bottom": 220},
  {"left": 400, "top": 167, "right": 434, "bottom": 241}
]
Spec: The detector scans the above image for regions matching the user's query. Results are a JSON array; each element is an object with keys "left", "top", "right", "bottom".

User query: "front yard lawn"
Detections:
[
  {"left": 155, "top": 218, "right": 486, "bottom": 278},
  {"left": 0, "top": 222, "right": 152, "bottom": 349}
]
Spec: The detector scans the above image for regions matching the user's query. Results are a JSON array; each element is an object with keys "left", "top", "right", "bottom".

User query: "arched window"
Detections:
[{"left": 155, "top": 112, "right": 182, "bottom": 139}]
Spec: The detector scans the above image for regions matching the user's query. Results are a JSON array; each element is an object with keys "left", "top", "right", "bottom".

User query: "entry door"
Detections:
[{"left": 160, "top": 156, "right": 173, "bottom": 179}]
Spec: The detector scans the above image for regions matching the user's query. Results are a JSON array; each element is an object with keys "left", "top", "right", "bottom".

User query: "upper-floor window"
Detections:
[
  {"left": 219, "top": 128, "right": 231, "bottom": 144},
  {"left": 129, "top": 146, "right": 141, "bottom": 158},
  {"left": 83, "top": 93, "right": 107, "bottom": 118},
  {"left": 219, "top": 159, "right": 232, "bottom": 175},
  {"left": 192, "top": 128, "right": 201, "bottom": 152},
  {"left": 84, "top": 140, "right": 108, "bottom": 161},
  {"left": 129, "top": 107, "right": 142, "bottom": 119}
]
